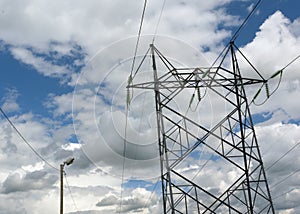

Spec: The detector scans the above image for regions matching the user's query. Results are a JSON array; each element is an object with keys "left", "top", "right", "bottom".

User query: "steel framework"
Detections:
[{"left": 128, "top": 42, "right": 274, "bottom": 213}]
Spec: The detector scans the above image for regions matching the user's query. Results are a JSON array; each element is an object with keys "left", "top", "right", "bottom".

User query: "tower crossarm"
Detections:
[{"left": 128, "top": 67, "right": 265, "bottom": 90}]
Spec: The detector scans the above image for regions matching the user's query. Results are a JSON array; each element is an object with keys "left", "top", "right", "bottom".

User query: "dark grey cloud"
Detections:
[
  {"left": 71, "top": 151, "right": 93, "bottom": 170},
  {"left": 1, "top": 170, "right": 57, "bottom": 194}
]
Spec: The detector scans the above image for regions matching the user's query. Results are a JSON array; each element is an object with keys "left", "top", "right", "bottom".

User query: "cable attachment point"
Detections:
[
  {"left": 270, "top": 70, "right": 283, "bottom": 79},
  {"left": 127, "top": 75, "right": 133, "bottom": 109},
  {"left": 197, "top": 88, "right": 201, "bottom": 102},
  {"left": 189, "top": 93, "right": 195, "bottom": 108},
  {"left": 265, "top": 82, "right": 270, "bottom": 98},
  {"left": 253, "top": 88, "right": 262, "bottom": 101}
]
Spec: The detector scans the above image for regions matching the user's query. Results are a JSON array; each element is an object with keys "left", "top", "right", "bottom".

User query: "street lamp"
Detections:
[{"left": 60, "top": 157, "right": 75, "bottom": 214}]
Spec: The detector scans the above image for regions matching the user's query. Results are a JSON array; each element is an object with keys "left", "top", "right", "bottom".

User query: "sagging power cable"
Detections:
[
  {"left": 127, "top": 0, "right": 148, "bottom": 109},
  {"left": 267, "top": 140, "right": 300, "bottom": 189},
  {"left": 253, "top": 53, "right": 300, "bottom": 105},
  {"left": 271, "top": 167, "right": 300, "bottom": 189},
  {"left": 231, "top": 0, "right": 263, "bottom": 42},
  {"left": 64, "top": 171, "right": 79, "bottom": 213},
  {"left": 152, "top": 0, "right": 167, "bottom": 44},
  {"left": 202, "top": 0, "right": 263, "bottom": 83},
  {"left": 129, "top": 0, "right": 148, "bottom": 78},
  {"left": 120, "top": 0, "right": 148, "bottom": 213},
  {"left": 0, "top": 107, "right": 59, "bottom": 171},
  {"left": 266, "top": 142, "right": 300, "bottom": 171}
]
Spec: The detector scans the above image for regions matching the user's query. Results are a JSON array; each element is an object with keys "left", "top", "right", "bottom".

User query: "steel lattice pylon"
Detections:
[{"left": 128, "top": 42, "right": 275, "bottom": 213}]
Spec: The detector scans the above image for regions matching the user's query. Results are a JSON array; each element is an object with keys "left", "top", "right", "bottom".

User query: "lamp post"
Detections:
[{"left": 60, "top": 157, "right": 74, "bottom": 214}]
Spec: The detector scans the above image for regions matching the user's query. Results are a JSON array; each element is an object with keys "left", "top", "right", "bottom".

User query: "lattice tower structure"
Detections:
[{"left": 128, "top": 42, "right": 275, "bottom": 213}]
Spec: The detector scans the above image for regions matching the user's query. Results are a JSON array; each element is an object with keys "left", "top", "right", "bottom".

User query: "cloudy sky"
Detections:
[{"left": 0, "top": 0, "right": 300, "bottom": 213}]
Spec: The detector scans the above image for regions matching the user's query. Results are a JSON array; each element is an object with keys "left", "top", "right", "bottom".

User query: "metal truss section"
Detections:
[{"left": 128, "top": 43, "right": 274, "bottom": 213}]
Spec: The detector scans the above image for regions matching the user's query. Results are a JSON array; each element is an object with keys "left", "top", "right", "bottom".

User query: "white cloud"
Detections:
[
  {"left": 96, "top": 187, "right": 159, "bottom": 213},
  {"left": 0, "top": 0, "right": 239, "bottom": 79},
  {"left": 45, "top": 92, "right": 74, "bottom": 116},
  {"left": 46, "top": 7, "right": 300, "bottom": 213},
  {"left": 0, "top": 195, "right": 27, "bottom": 214},
  {"left": 96, "top": 194, "right": 118, "bottom": 206},
  {"left": 242, "top": 11, "right": 300, "bottom": 78},
  {"left": 0, "top": 113, "right": 55, "bottom": 172},
  {"left": 239, "top": 11, "right": 300, "bottom": 122},
  {"left": 1, "top": 88, "right": 20, "bottom": 113},
  {"left": 10, "top": 46, "right": 71, "bottom": 77},
  {"left": 0, "top": 0, "right": 300, "bottom": 213},
  {"left": 255, "top": 122, "right": 300, "bottom": 212}
]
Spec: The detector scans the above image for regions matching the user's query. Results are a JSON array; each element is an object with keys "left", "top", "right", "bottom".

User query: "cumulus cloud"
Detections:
[
  {"left": 242, "top": 11, "right": 300, "bottom": 78},
  {"left": 0, "top": 0, "right": 299, "bottom": 213},
  {"left": 1, "top": 170, "right": 57, "bottom": 194},
  {"left": 238, "top": 11, "right": 300, "bottom": 124},
  {"left": 0, "top": 113, "right": 57, "bottom": 172},
  {"left": 96, "top": 194, "right": 119, "bottom": 207},
  {"left": 10, "top": 47, "right": 70, "bottom": 77},
  {"left": 96, "top": 188, "right": 159, "bottom": 213},
  {"left": 0, "top": 0, "right": 239, "bottom": 79},
  {"left": 1, "top": 124, "right": 17, "bottom": 154},
  {"left": 255, "top": 122, "right": 300, "bottom": 210}
]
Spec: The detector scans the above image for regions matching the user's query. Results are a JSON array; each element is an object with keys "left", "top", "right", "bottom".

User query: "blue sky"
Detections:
[
  {"left": 0, "top": 50, "right": 69, "bottom": 116},
  {"left": 0, "top": 0, "right": 300, "bottom": 213},
  {"left": 227, "top": 0, "right": 300, "bottom": 45}
]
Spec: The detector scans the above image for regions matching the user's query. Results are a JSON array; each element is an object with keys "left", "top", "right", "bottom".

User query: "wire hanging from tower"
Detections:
[{"left": 120, "top": 0, "right": 148, "bottom": 213}]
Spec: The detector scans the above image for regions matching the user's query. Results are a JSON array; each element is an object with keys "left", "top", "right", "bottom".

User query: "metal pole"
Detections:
[{"left": 60, "top": 164, "right": 64, "bottom": 214}]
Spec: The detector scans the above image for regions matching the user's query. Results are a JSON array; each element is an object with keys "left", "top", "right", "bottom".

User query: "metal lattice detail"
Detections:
[{"left": 128, "top": 43, "right": 274, "bottom": 213}]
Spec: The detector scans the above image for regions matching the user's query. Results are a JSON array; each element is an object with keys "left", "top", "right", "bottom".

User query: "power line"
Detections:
[
  {"left": 64, "top": 171, "right": 79, "bottom": 213},
  {"left": 119, "top": 109, "right": 129, "bottom": 214},
  {"left": 120, "top": 0, "right": 148, "bottom": 212},
  {"left": 187, "top": 0, "right": 264, "bottom": 110},
  {"left": 199, "top": 0, "right": 263, "bottom": 96},
  {"left": 208, "top": 0, "right": 263, "bottom": 69},
  {"left": 265, "top": 139, "right": 300, "bottom": 187},
  {"left": 0, "top": 107, "right": 59, "bottom": 171},
  {"left": 253, "top": 51, "right": 300, "bottom": 106},
  {"left": 267, "top": 166, "right": 300, "bottom": 207},
  {"left": 143, "top": 177, "right": 160, "bottom": 209},
  {"left": 272, "top": 188, "right": 297, "bottom": 201},
  {"left": 129, "top": 0, "right": 148, "bottom": 77},
  {"left": 231, "top": 0, "right": 263, "bottom": 42},
  {"left": 152, "top": 0, "right": 167, "bottom": 44},
  {"left": 266, "top": 141, "right": 300, "bottom": 171},
  {"left": 271, "top": 167, "right": 300, "bottom": 188},
  {"left": 281, "top": 53, "right": 300, "bottom": 71}
]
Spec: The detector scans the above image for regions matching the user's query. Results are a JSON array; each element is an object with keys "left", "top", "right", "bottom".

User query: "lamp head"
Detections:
[{"left": 64, "top": 157, "right": 75, "bottom": 166}]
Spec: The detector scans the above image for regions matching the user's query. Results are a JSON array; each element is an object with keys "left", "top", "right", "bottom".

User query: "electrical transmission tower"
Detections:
[{"left": 128, "top": 41, "right": 275, "bottom": 213}]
